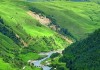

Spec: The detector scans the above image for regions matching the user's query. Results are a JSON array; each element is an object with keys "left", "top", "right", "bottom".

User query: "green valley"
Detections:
[
  {"left": 0, "top": 0, "right": 100, "bottom": 70},
  {"left": 0, "top": 0, "right": 69, "bottom": 70}
]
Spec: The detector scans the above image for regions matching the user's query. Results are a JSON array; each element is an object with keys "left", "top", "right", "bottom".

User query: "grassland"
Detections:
[
  {"left": 0, "top": 0, "right": 69, "bottom": 51},
  {"left": 23, "top": 1, "right": 100, "bottom": 40},
  {"left": 0, "top": 58, "right": 16, "bottom": 70},
  {"left": 0, "top": 0, "right": 100, "bottom": 70},
  {"left": 0, "top": 0, "right": 69, "bottom": 70},
  {"left": 25, "top": 0, "right": 69, "bottom": 2}
]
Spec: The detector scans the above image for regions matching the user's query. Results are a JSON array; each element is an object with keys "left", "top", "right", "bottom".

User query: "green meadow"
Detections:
[{"left": 25, "top": 1, "right": 100, "bottom": 40}]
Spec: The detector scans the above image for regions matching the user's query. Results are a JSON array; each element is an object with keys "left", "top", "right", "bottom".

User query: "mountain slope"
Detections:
[
  {"left": 0, "top": 0, "right": 69, "bottom": 70},
  {"left": 25, "top": 0, "right": 100, "bottom": 3},
  {"left": 25, "top": 0, "right": 68, "bottom": 2},
  {"left": 0, "top": 0, "right": 69, "bottom": 50},
  {"left": 72, "top": 0, "right": 100, "bottom": 3},
  {"left": 20, "top": 1, "right": 100, "bottom": 40},
  {"left": 0, "top": 0, "right": 100, "bottom": 70},
  {"left": 0, "top": 58, "right": 16, "bottom": 70},
  {"left": 62, "top": 29, "right": 100, "bottom": 70}
]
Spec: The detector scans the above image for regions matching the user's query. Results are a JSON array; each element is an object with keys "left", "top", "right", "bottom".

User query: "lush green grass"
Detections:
[
  {"left": 0, "top": 58, "right": 16, "bottom": 70},
  {"left": 25, "top": 0, "right": 68, "bottom": 2},
  {"left": 0, "top": 32, "right": 20, "bottom": 57},
  {"left": 1, "top": 0, "right": 100, "bottom": 70},
  {"left": 0, "top": 0, "right": 69, "bottom": 70},
  {"left": 0, "top": 0, "right": 68, "bottom": 48},
  {"left": 19, "top": 52, "right": 41, "bottom": 62},
  {"left": 0, "top": 1, "right": 54, "bottom": 37},
  {"left": 0, "top": 0, "right": 69, "bottom": 51},
  {"left": 24, "top": 66, "right": 41, "bottom": 70},
  {"left": 23, "top": 1, "right": 100, "bottom": 40}
]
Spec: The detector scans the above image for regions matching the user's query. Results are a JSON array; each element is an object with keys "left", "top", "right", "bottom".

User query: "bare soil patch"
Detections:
[{"left": 27, "top": 11, "right": 51, "bottom": 26}]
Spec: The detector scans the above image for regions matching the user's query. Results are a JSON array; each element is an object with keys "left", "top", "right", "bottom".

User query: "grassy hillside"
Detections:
[
  {"left": 0, "top": 33, "right": 19, "bottom": 70},
  {"left": 71, "top": 0, "right": 100, "bottom": 3},
  {"left": 26, "top": 0, "right": 100, "bottom": 2},
  {"left": 0, "top": 58, "right": 16, "bottom": 70},
  {"left": 25, "top": 0, "right": 68, "bottom": 2},
  {"left": 61, "top": 29, "right": 100, "bottom": 70},
  {"left": 0, "top": 0, "right": 69, "bottom": 70},
  {"left": 0, "top": 0, "right": 69, "bottom": 51},
  {"left": 0, "top": 0, "right": 100, "bottom": 70},
  {"left": 17, "top": 1, "right": 100, "bottom": 40}
]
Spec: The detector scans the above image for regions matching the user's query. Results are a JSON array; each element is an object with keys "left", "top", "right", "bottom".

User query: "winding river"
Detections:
[{"left": 32, "top": 50, "right": 62, "bottom": 70}]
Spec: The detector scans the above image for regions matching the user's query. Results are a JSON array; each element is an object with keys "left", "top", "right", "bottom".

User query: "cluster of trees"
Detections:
[
  {"left": 50, "top": 52, "right": 60, "bottom": 59},
  {"left": 27, "top": 36, "right": 57, "bottom": 52},
  {"left": 22, "top": 36, "right": 65, "bottom": 53},
  {"left": 29, "top": 7, "right": 45, "bottom": 15},
  {"left": 71, "top": 0, "right": 100, "bottom": 4},
  {"left": 46, "top": 15, "right": 75, "bottom": 39},
  {"left": 47, "top": 15, "right": 74, "bottom": 39},
  {"left": 51, "top": 63, "right": 67, "bottom": 70},
  {"left": 61, "top": 29, "right": 100, "bottom": 70},
  {"left": 0, "top": 16, "right": 4, "bottom": 24},
  {"left": 59, "top": 28, "right": 75, "bottom": 39},
  {"left": 0, "top": 17, "right": 26, "bottom": 68},
  {"left": 29, "top": 7, "right": 57, "bottom": 25},
  {"left": 47, "top": 15, "right": 57, "bottom": 25},
  {"left": 1, "top": 52, "right": 25, "bottom": 68},
  {"left": 36, "top": 22, "right": 42, "bottom": 27},
  {"left": 0, "top": 17, "right": 21, "bottom": 45},
  {"left": 0, "top": 41, "right": 25, "bottom": 69}
]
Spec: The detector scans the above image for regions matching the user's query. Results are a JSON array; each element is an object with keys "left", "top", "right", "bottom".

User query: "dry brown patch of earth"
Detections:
[{"left": 27, "top": 11, "right": 51, "bottom": 26}]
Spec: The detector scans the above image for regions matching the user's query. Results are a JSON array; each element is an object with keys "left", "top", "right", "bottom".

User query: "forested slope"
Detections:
[{"left": 62, "top": 29, "right": 100, "bottom": 70}]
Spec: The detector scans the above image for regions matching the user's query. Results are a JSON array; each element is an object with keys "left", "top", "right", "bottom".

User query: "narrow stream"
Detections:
[{"left": 32, "top": 50, "right": 62, "bottom": 70}]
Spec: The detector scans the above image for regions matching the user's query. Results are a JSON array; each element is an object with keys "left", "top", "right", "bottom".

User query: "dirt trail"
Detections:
[{"left": 27, "top": 11, "right": 51, "bottom": 26}]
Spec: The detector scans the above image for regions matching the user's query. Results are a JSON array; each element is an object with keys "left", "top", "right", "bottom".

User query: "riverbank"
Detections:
[{"left": 27, "top": 50, "right": 63, "bottom": 70}]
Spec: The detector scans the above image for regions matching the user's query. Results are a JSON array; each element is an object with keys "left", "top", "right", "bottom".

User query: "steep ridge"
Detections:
[{"left": 62, "top": 29, "right": 100, "bottom": 70}]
